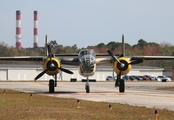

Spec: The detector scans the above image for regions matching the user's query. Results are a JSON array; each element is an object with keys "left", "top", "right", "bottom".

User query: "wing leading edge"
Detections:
[
  {"left": 0, "top": 56, "right": 45, "bottom": 61},
  {"left": 130, "top": 56, "right": 174, "bottom": 60}
]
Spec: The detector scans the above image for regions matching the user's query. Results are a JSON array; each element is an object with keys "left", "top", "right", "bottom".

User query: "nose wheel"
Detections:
[
  {"left": 85, "top": 83, "right": 90, "bottom": 93},
  {"left": 85, "top": 77, "right": 90, "bottom": 93}
]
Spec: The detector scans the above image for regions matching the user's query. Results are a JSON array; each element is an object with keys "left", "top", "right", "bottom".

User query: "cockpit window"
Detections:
[
  {"left": 78, "top": 49, "right": 96, "bottom": 65},
  {"left": 79, "top": 50, "right": 96, "bottom": 58}
]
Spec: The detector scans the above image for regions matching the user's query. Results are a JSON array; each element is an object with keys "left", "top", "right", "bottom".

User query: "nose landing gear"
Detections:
[{"left": 85, "top": 77, "right": 90, "bottom": 93}]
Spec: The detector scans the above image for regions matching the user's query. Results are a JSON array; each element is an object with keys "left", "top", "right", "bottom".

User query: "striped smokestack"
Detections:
[
  {"left": 33, "top": 11, "right": 38, "bottom": 47},
  {"left": 16, "top": 10, "right": 22, "bottom": 49}
]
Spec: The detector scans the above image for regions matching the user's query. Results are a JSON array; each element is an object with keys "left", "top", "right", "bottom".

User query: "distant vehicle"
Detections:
[
  {"left": 144, "top": 75, "right": 155, "bottom": 80},
  {"left": 133, "top": 75, "right": 143, "bottom": 80},
  {"left": 140, "top": 76, "right": 150, "bottom": 81},
  {"left": 155, "top": 75, "right": 171, "bottom": 82},
  {"left": 123, "top": 75, "right": 129, "bottom": 80},
  {"left": 106, "top": 76, "right": 116, "bottom": 81},
  {"left": 129, "top": 75, "right": 138, "bottom": 81},
  {"left": 123, "top": 75, "right": 143, "bottom": 81}
]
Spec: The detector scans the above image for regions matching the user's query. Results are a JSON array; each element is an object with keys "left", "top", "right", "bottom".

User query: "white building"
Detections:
[{"left": 0, "top": 64, "right": 164, "bottom": 81}]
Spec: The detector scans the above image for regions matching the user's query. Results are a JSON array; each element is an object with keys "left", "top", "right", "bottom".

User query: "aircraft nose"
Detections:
[{"left": 86, "top": 60, "right": 90, "bottom": 65}]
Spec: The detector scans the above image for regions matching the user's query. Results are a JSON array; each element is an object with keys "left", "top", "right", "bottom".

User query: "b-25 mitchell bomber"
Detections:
[{"left": 0, "top": 35, "right": 174, "bottom": 93}]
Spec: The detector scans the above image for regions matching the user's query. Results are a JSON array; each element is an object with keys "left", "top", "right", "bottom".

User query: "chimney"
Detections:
[
  {"left": 16, "top": 10, "right": 22, "bottom": 49},
  {"left": 33, "top": 11, "right": 38, "bottom": 47}
]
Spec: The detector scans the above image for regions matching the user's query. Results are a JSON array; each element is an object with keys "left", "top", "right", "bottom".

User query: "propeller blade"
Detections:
[
  {"left": 47, "top": 43, "right": 52, "bottom": 55},
  {"left": 130, "top": 59, "right": 144, "bottom": 65},
  {"left": 59, "top": 67, "right": 74, "bottom": 74},
  {"left": 34, "top": 69, "right": 47, "bottom": 81},
  {"left": 107, "top": 49, "right": 121, "bottom": 64},
  {"left": 122, "top": 34, "right": 125, "bottom": 57},
  {"left": 47, "top": 43, "right": 53, "bottom": 62}
]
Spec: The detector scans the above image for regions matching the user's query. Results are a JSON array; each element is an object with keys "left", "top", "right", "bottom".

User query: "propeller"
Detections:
[
  {"left": 107, "top": 49, "right": 143, "bottom": 87},
  {"left": 34, "top": 69, "right": 47, "bottom": 81},
  {"left": 107, "top": 49, "right": 123, "bottom": 87},
  {"left": 59, "top": 67, "right": 73, "bottom": 74},
  {"left": 107, "top": 49, "right": 122, "bottom": 64},
  {"left": 107, "top": 49, "right": 144, "bottom": 66},
  {"left": 34, "top": 42, "right": 73, "bottom": 81},
  {"left": 34, "top": 66, "right": 73, "bottom": 81}
]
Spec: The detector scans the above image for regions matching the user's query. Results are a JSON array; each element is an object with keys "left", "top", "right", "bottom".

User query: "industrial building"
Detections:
[{"left": 0, "top": 64, "right": 165, "bottom": 81}]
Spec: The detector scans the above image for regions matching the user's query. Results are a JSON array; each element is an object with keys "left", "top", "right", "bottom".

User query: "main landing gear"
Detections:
[
  {"left": 115, "top": 73, "right": 125, "bottom": 93},
  {"left": 119, "top": 79, "right": 125, "bottom": 92},
  {"left": 49, "top": 79, "right": 55, "bottom": 93},
  {"left": 49, "top": 75, "right": 58, "bottom": 93},
  {"left": 115, "top": 78, "right": 125, "bottom": 93},
  {"left": 85, "top": 77, "right": 90, "bottom": 93}
]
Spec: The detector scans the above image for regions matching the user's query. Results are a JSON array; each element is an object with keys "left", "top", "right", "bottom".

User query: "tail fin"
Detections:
[
  {"left": 122, "top": 34, "right": 125, "bottom": 57},
  {"left": 45, "top": 35, "right": 48, "bottom": 56}
]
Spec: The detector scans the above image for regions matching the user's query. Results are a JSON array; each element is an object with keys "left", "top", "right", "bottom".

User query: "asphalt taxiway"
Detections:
[{"left": 0, "top": 81, "right": 174, "bottom": 111}]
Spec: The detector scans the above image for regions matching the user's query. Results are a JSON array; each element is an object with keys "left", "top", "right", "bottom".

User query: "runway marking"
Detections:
[
  {"left": 134, "top": 93, "right": 174, "bottom": 98},
  {"left": 47, "top": 93, "right": 125, "bottom": 97}
]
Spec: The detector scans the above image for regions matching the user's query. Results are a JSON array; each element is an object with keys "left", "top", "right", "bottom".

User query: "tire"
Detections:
[
  {"left": 49, "top": 79, "right": 55, "bottom": 93},
  {"left": 119, "top": 79, "right": 125, "bottom": 93},
  {"left": 86, "top": 85, "right": 90, "bottom": 93}
]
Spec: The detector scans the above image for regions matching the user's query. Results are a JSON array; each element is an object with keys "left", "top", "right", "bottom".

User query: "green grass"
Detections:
[{"left": 0, "top": 89, "right": 174, "bottom": 120}]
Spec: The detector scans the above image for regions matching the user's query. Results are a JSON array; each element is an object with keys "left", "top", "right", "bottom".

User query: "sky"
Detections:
[{"left": 0, "top": 0, "right": 174, "bottom": 48}]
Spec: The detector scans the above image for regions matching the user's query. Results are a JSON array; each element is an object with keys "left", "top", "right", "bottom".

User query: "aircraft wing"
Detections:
[
  {"left": 54, "top": 54, "right": 78, "bottom": 58},
  {"left": 0, "top": 56, "right": 45, "bottom": 61},
  {"left": 130, "top": 56, "right": 174, "bottom": 60},
  {"left": 55, "top": 53, "right": 121, "bottom": 66},
  {"left": 54, "top": 54, "right": 79, "bottom": 66},
  {"left": 55, "top": 53, "right": 117, "bottom": 66},
  {"left": 96, "top": 53, "right": 121, "bottom": 58},
  {"left": 55, "top": 53, "right": 120, "bottom": 58},
  {"left": 60, "top": 58, "right": 80, "bottom": 66},
  {"left": 96, "top": 55, "right": 174, "bottom": 66}
]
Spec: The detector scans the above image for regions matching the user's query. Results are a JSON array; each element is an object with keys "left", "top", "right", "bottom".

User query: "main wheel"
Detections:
[
  {"left": 119, "top": 79, "right": 125, "bottom": 93},
  {"left": 49, "top": 79, "right": 55, "bottom": 93},
  {"left": 86, "top": 85, "right": 90, "bottom": 93}
]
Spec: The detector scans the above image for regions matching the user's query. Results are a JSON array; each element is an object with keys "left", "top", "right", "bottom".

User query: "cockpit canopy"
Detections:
[{"left": 78, "top": 49, "right": 96, "bottom": 65}]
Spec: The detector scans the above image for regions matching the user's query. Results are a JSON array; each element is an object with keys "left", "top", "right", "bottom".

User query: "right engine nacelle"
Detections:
[{"left": 113, "top": 57, "right": 131, "bottom": 75}]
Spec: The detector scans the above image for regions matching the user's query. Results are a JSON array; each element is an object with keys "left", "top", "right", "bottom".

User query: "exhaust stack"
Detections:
[
  {"left": 33, "top": 11, "right": 38, "bottom": 47},
  {"left": 16, "top": 10, "right": 22, "bottom": 49}
]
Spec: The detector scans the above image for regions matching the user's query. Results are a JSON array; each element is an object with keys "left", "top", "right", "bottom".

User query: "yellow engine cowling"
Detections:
[
  {"left": 43, "top": 57, "right": 61, "bottom": 75},
  {"left": 113, "top": 57, "right": 131, "bottom": 75}
]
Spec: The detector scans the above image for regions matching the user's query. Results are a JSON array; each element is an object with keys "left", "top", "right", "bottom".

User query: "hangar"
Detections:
[{"left": 0, "top": 64, "right": 164, "bottom": 81}]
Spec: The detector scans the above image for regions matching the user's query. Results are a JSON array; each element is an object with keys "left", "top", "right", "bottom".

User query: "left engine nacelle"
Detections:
[
  {"left": 43, "top": 57, "right": 61, "bottom": 75},
  {"left": 113, "top": 57, "right": 131, "bottom": 75}
]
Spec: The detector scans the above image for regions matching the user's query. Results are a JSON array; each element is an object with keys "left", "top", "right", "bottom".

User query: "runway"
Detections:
[{"left": 0, "top": 81, "right": 174, "bottom": 111}]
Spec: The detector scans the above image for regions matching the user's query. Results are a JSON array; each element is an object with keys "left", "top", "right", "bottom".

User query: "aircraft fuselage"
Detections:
[{"left": 78, "top": 49, "right": 96, "bottom": 77}]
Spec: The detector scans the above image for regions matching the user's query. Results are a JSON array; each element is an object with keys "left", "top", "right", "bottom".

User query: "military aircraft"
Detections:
[{"left": 0, "top": 35, "right": 174, "bottom": 93}]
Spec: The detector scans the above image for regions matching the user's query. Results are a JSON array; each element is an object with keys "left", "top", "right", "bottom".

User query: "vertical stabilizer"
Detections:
[{"left": 122, "top": 34, "right": 125, "bottom": 56}]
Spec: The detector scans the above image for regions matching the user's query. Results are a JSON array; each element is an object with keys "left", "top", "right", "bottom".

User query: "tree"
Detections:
[
  {"left": 50, "top": 40, "right": 58, "bottom": 48},
  {"left": 137, "top": 39, "right": 148, "bottom": 49},
  {"left": 148, "top": 42, "right": 160, "bottom": 47},
  {"left": 96, "top": 43, "right": 105, "bottom": 48},
  {"left": 142, "top": 45, "right": 160, "bottom": 56}
]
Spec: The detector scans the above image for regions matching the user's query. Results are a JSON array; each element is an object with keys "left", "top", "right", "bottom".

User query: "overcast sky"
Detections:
[{"left": 1, "top": 0, "right": 174, "bottom": 48}]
